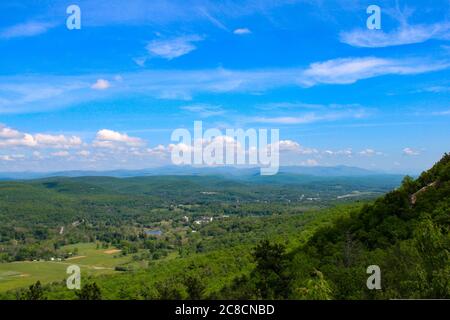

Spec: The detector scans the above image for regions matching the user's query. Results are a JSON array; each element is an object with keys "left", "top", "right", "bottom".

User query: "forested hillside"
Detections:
[
  {"left": 0, "top": 156, "right": 448, "bottom": 300},
  {"left": 221, "top": 154, "right": 450, "bottom": 299}
]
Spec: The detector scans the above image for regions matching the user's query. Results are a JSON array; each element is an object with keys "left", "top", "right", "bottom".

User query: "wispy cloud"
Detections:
[
  {"left": 0, "top": 21, "right": 55, "bottom": 39},
  {"left": 251, "top": 108, "right": 370, "bottom": 125},
  {"left": 0, "top": 56, "right": 447, "bottom": 114},
  {"left": 300, "top": 57, "right": 449, "bottom": 87},
  {"left": 146, "top": 35, "right": 204, "bottom": 60},
  {"left": 91, "top": 79, "right": 111, "bottom": 90},
  {"left": 403, "top": 147, "right": 421, "bottom": 156},
  {"left": 422, "top": 86, "right": 450, "bottom": 93},
  {"left": 133, "top": 57, "right": 147, "bottom": 67},
  {"left": 340, "top": 22, "right": 450, "bottom": 48},
  {"left": 359, "top": 149, "right": 383, "bottom": 157},
  {"left": 324, "top": 149, "right": 353, "bottom": 157},
  {"left": 198, "top": 7, "right": 229, "bottom": 31},
  {"left": 180, "top": 104, "right": 225, "bottom": 117},
  {"left": 234, "top": 28, "right": 252, "bottom": 35},
  {"left": 71, "top": 0, "right": 299, "bottom": 27},
  {"left": 0, "top": 80, "right": 89, "bottom": 113},
  {"left": 431, "top": 110, "right": 450, "bottom": 116},
  {"left": 256, "top": 102, "right": 360, "bottom": 111}
]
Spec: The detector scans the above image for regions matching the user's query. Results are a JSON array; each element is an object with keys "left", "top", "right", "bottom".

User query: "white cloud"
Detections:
[
  {"left": 403, "top": 147, "right": 421, "bottom": 156},
  {"left": 93, "top": 129, "right": 145, "bottom": 148},
  {"left": 91, "top": 79, "right": 111, "bottom": 90},
  {"left": 0, "top": 21, "right": 54, "bottom": 39},
  {"left": 0, "top": 133, "right": 36, "bottom": 148},
  {"left": 278, "top": 140, "right": 300, "bottom": 151},
  {"left": 0, "top": 122, "right": 402, "bottom": 172},
  {"left": 359, "top": 149, "right": 383, "bottom": 157},
  {"left": 34, "top": 134, "right": 82, "bottom": 149},
  {"left": 340, "top": 22, "right": 450, "bottom": 48},
  {"left": 234, "top": 28, "right": 252, "bottom": 35},
  {"left": 324, "top": 149, "right": 353, "bottom": 157},
  {"left": 277, "top": 140, "right": 318, "bottom": 154},
  {"left": 147, "top": 144, "right": 167, "bottom": 156},
  {"left": 0, "top": 126, "right": 22, "bottom": 139},
  {"left": 167, "top": 134, "right": 318, "bottom": 167},
  {"left": 146, "top": 35, "right": 204, "bottom": 60},
  {"left": 0, "top": 125, "right": 83, "bottom": 149}
]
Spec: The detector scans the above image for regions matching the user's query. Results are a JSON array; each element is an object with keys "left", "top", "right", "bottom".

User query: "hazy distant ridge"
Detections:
[{"left": 0, "top": 165, "right": 408, "bottom": 180}]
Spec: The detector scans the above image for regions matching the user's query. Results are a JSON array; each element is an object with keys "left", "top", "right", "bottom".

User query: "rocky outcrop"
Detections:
[{"left": 410, "top": 181, "right": 437, "bottom": 205}]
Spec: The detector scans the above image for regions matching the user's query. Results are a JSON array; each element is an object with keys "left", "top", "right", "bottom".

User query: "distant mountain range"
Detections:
[{"left": 0, "top": 165, "right": 411, "bottom": 180}]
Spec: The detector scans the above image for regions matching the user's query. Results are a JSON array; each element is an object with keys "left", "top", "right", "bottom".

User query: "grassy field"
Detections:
[{"left": 0, "top": 243, "right": 132, "bottom": 293}]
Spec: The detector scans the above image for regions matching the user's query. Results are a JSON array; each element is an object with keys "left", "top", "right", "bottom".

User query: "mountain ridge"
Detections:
[{"left": 0, "top": 165, "right": 409, "bottom": 180}]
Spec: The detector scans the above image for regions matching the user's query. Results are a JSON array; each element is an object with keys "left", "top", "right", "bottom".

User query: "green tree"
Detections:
[
  {"left": 293, "top": 270, "right": 333, "bottom": 300},
  {"left": 20, "top": 281, "right": 46, "bottom": 300},
  {"left": 415, "top": 219, "right": 450, "bottom": 298},
  {"left": 76, "top": 283, "right": 102, "bottom": 300},
  {"left": 183, "top": 274, "right": 206, "bottom": 300},
  {"left": 253, "top": 240, "right": 289, "bottom": 299},
  {"left": 155, "top": 278, "right": 186, "bottom": 300}
]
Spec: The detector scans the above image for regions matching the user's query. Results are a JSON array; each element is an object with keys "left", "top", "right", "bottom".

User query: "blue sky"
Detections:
[{"left": 0, "top": 0, "right": 449, "bottom": 173}]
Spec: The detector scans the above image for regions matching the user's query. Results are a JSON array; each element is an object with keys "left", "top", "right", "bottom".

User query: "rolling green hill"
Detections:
[{"left": 0, "top": 156, "right": 448, "bottom": 299}]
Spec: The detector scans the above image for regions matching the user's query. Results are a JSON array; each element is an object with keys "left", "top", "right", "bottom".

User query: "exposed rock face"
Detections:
[{"left": 410, "top": 181, "right": 437, "bottom": 205}]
